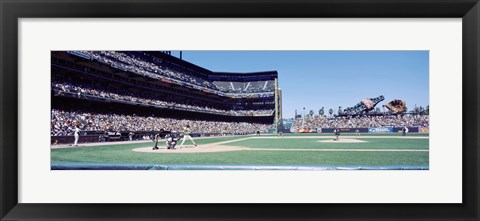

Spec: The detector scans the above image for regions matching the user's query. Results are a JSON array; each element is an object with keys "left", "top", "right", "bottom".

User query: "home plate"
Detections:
[{"left": 318, "top": 138, "right": 367, "bottom": 143}]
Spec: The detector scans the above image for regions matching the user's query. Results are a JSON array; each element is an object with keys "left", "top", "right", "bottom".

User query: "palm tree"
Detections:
[
  {"left": 309, "top": 110, "right": 314, "bottom": 116},
  {"left": 329, "top": 108, "right": 333, "bottom": 116}
]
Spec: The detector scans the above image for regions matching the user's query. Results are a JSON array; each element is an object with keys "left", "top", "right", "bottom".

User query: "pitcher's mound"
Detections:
[
  {"left": 132, "top": 145, "right": 247, "bottom": 153},
  {"left": 319, "top": 139, "right": 367, "bottom": 143}
]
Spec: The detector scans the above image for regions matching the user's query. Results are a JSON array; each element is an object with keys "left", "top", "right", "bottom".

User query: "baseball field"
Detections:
[{"left": 51, "top": 133, "right": 429, "bottom": 169}]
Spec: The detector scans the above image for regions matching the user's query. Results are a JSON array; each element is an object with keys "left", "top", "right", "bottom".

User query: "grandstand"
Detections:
[
  {"left": 288, "top": 95, "right": 428, "bottom": 134},
  {"left": 51, "top": 51, "right": 279, "bottom": 143}
]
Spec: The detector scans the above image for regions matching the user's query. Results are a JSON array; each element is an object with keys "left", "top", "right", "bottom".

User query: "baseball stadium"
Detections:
[{"left": 50, "top": 51, "right": 429, "bottom": 170}]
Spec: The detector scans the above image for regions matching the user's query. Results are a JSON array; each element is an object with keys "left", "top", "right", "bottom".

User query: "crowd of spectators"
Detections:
[
  {"left": 293, "top": 114, "right": 429, "bottom": 129},
  {"left": 80, "top": 51, "right": 275, "bottom": 98},
  {"left": 52, "top": 81, "right": 274, "bottom": 117},
  {"left": 51, "top": 109, "right": 272, "bottom": 136}
]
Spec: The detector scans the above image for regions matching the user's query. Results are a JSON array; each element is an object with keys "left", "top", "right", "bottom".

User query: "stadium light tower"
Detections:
[{"left": 301, "top": 107, "right": 306, "bottom": 128}]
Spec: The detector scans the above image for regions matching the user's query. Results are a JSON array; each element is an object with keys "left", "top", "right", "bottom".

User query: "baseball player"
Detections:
[
  {"left": 152, "top": 129, "right": 164, "bottom": 150},
  {"left": 73, "top": 125, "right": 80, "bottom": 147},
  {"left": 165, "top": 131, "right": 180, "bottom": 149},
  {"left": 180, "top": 125, "right": 197, "bottom": 148},
  {"left": 129, "top": 132, "right": 134, "bottom": 141},
  {"left": 402, "top": 126, "right": 409, "bottom": 136},
  {"left": 334, "top": 128, "right": 340, "bottom": 141}
]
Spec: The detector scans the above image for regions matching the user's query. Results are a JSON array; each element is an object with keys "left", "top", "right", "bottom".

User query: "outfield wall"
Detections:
[
  {"left": 320, "top": 128, "right": 368, "bottom": 133},
  {"left": 50, "top": 132, "right": 244, "bottom": 144},
  {"left": 319, "top": 127, "right": 422, "bottom": 133}
]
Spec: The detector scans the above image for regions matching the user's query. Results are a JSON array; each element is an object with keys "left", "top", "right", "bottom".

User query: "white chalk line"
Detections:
[
  {"left": 246, "top": 148, "right": 429, "bottom": 152},
  {"left": 255, "top": 136, "right": 429, "bottom": 139}
]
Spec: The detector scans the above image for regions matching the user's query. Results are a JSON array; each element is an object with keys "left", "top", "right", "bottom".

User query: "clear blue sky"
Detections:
[{"left": 171, "top": 51, "right": 429, "bottom": 118}]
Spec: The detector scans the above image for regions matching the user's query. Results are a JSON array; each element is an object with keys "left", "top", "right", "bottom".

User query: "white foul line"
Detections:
[{"left": 247, "top": 148, "right": 428, "bottom": 152}]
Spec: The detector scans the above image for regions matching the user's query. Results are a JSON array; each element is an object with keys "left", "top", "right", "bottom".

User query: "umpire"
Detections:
[{"left": 152, "top": 129, "right": 165, "bottom": 150}]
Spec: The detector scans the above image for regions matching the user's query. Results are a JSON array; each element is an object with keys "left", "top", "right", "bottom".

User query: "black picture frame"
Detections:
[{"left": 1, "top": 0, "right": 479, "bottom": 220}]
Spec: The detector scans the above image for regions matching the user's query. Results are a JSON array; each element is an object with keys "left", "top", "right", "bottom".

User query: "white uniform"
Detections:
[
  {"left": 180, "top": 127, "right": 197, "bottom": 147},
  {"left": 74, "top": 127, "right": 80, "bottom": 146}
]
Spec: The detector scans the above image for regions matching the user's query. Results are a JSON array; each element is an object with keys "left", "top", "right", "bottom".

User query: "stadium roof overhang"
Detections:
[
  {"left": 209, "top": 71, "right": 278, "bottom": 81},
  {"left": 141, "top": 51, "right": 278, "bottom": 81}
]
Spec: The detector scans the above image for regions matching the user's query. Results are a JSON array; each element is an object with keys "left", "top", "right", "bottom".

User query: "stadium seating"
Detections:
[
  {"left": 293, "top": 114, "right": 429, "bottom": 129},
  {"left": 80, "top": 51, "right": 275, "bottom": 96},
  {"left": 51, "top": 81, "right": 274, "bottom": 117},
  {"left": 51, "top": 109, "right": 271, "bottom": 136},
  {"left": 51, "top": 51, "right": 278, "bottom": 137}
]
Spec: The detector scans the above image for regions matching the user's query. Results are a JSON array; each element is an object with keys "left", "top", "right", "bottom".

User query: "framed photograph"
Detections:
[{"left": 1, "top": 0, "right": 479, "bottom": 220}]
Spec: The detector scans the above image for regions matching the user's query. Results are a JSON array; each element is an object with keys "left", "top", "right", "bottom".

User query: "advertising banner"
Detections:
[
  {"left": 419, "top": 127, "right": 429, "bottom": 133},
  {"left": 392, "top": 127, "right": 419, "bottom": 133},
  {"left": 319, "top": 127, "right": 421, "bottom": 133},
  {"left": 296, "top": 128, "right": 317, "bottom": 133},
  {"left": 321, "top": 128, "right": 368, "bottom": 133},
  {"left": 368, "top": 127, "right": 394, "bottom": 133}
]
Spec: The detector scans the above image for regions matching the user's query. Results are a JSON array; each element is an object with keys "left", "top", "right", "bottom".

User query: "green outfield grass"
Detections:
[
  {"left": 228, "top": 137, "right": 428, "bottom": 150},
  {"left": 51, "top": 134, "right": 429, "bottom": 166}
]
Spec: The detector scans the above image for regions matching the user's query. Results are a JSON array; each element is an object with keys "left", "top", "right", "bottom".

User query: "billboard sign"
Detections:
[{"left": 368, "top": 127, "right": 393, "bottom": 133}]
